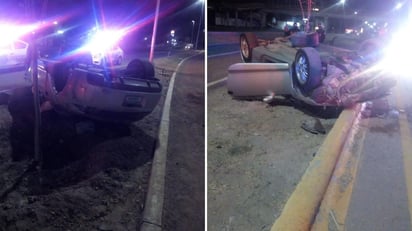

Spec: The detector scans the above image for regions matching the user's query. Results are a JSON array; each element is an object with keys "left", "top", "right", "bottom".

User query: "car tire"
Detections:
[
  {"left": 240, "top": 33, "right": 258, "bottom": 63},
  {"left": 293, "top": 47, "right": 322, "bottom": 96},
  {"left": 126, "top": 59, "right": 155, "bottom": 79}
]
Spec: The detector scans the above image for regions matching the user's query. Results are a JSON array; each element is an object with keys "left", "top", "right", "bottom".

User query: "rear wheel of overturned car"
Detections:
[
  {"left": 240, "top": 33, "right": 258, "bottom": 63},
  {"left": 126, "top": 59, "right": 155, "bottom": 79},
  {"left": 293, "top": 47, "right": 322, "bottom": 96}
]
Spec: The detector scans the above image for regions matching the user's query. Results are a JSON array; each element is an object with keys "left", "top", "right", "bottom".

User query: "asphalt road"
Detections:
[
  {"left": 342, "top": 77, "right": 412, "bottom": 230},
  {"left": 162, "top": 53, "right": 205, "bottom": 230}
]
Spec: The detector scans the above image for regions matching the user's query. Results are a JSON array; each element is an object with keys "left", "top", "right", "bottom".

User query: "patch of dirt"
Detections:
[{"left": 207, "top": 87, "right": 337, "bottom": 231}]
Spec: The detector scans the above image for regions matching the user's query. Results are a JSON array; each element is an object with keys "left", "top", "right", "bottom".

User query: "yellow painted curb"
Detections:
[
  {"left": 311, "top": 103, "right": 366, "bottom": 231},
  {"left": 271, "top": 104, "right": 363, "bottom": 231}
]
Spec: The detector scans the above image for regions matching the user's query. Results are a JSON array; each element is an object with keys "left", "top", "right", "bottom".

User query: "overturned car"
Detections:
[
  {"left": 35, "top": 58, "right": 162, "bottom": 123},
  {"left": 227, "top": 32, "right": 396, "bottom": 108}
]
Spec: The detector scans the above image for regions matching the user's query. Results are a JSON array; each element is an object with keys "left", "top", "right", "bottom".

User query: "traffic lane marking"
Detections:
[
  {"left": 207, "top": 77, "right": 227, "bottom": 88},
  {"left": 207, "top": 51, "right": 239, "bottom": 58}
]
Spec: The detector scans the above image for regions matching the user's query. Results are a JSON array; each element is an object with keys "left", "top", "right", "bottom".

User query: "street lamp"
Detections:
[
  {"left": 340, "top": 0, "right": 346, "bottom": 32},
  {"left": 191, "top": 20, "right": 195, "bottom": 44},
  {"left": 195, "top": 0, "right": 204, "bottom": 50}
]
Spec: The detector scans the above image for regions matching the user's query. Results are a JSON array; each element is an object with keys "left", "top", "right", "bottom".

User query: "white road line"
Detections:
[
  {"left": 141, "top": 53, "right": 201, "bottom": 231},
  {"left": 207, "top": 51, "right": 239, "bottom": 58},
  {"left": 207, "top": 77, "right": 227, "bottom": 88}
]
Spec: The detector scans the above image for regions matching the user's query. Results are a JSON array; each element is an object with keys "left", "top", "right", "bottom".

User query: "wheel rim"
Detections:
[
  {"left": 295, "top": 54, "right": 309, "bottom": 85},
  {"left": 240, "top": 37, "right": 249, "bottom": 58}
]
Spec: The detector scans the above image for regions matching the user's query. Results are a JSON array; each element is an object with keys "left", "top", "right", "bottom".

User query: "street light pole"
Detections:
[
  {"left": 195, "top": 0, "right": 204, "bottom": 50},
  {"left": 149, "top": 0, "right": 160, "bottom": 62},
  {"left": 340, "top": 0, "right": 346, "bottom": 32},
  {"left": 191, "top": 20, "right": 195, "bottom": 44}
]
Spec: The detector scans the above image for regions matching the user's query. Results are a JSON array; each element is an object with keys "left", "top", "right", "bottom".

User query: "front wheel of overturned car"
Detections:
[
  {"left": 293, "top": 47, "right": 322, "bottom": 96},
  {"left": 240, "top": 33, "right": 258, "bottom": 63}
]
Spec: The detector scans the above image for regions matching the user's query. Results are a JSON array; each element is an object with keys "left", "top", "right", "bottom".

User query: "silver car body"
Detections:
[{"left": 37, "top": 60, "right": 162, "bottom": 122}]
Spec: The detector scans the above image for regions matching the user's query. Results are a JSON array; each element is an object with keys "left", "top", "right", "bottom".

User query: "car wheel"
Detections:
[
  {"left": 126, "top": 59, "right": 155, "bottom": 79},
  {"left": 293, "top": 47, "right": 322, "bottom": 96},
  {"left": 240, "top": 33, "right": 258, "bottom": 63}
]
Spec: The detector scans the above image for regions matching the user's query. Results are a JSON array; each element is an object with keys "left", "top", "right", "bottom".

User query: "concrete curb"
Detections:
[
  {"left": 271, "top": 104, "right": 363, "bottom": 231},
  {"left": 140, "top": 53, "right": 201, "bottom": 231},
  {"left": 311, "top": 103, "right": 366, "bottom": 230}
]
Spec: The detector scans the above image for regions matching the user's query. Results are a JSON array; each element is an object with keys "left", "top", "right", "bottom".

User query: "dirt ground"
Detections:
[
  {"left": 0, "top": 53, "right": 192, "bottom": 231},
  {"left": 207, "top": 86, "right": 338, "bottom": 231}
]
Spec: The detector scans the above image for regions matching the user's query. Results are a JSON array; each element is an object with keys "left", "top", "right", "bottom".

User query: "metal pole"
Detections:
[
  {"left": 29, "top": 0, "right": 42, "bottom": 168},
  {"left": 32, "top": 39, "right": 42, "bottom": 167},
  {"left": 149, "top": 0, "right": 161, "bottom": 62},
  {"left": 191, "top": 20, "right": 195, "bottom": 44},
  {"left": 195, "top": 0, "right": 204, "bottom": 50}
]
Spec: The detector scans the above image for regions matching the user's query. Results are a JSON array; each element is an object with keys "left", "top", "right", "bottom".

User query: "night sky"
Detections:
[{"left": 0, "top": 0, "right": 204, "bottom": 43}]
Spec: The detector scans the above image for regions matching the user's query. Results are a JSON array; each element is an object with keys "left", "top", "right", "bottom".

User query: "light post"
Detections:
[
  {"left": 195, "top": 0, "right": 204, "bottom": 50},
  {"left": 191, "top": 20, "right": 195, "bottom": 44},
  {"left": 149, "top": 0, "right": 160, "bottom": 62},
  {"left": 340, "top": 0, "right": 346, "bottom": 32}
]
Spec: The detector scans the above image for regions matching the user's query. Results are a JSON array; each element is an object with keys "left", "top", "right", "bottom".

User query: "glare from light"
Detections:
[
  {"left": 86, "top": 29, "right": 123, "bottom": 53},
  {"left": 340, "top": 0, "right": 345, "bottom": 5},
  {"left": 395, "top": 2, "right": 403, "bottom": 10},
  {"left": 53, "top": 21, "right": 58, "bottom": 25},
  {"left": 354, "top": 11, "right": 358, "bottom": 15},
  {"left": 57, "top": 30, "right": 64, "bottom": 34},
  {"left": 364, "top": 21, "right": 368, "bottom": 24},
  {"left": 379, "top": 20, "right": 412, "bottom": 77},
  {"left": 0, "top": 23, "right": 37, "bottom": 46}
]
